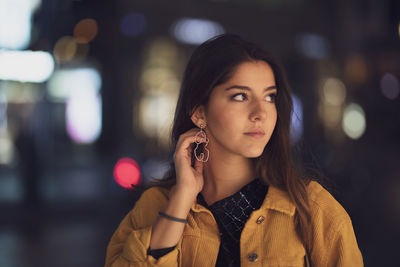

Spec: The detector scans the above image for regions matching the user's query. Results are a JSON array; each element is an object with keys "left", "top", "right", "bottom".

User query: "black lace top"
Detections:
[{"left": 148, "top": 178, "right": 269, "bottom": 266}]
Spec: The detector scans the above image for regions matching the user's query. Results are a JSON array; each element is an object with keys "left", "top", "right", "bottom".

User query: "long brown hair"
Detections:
[{"left": 148, "top": 34, "right": 314, "bottom": 251}]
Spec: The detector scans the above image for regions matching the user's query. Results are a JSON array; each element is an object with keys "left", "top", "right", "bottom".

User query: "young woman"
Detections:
[{"left": 105, "top": 34, "right": 363, "bottom": 266}]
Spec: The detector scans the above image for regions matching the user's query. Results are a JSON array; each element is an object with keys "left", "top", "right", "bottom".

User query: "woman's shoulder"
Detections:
[
  {"left": 133, "top": 185, "right": 171, "bottom": 211},
  {"left": 306, "top": 180, "right": 350, "bottom": 221},
  {"left": 138, "top": 185, "right": 171, "bottom": 203},
  {"left": 305, "top": 180, "right": 363, "bottom": 265}
]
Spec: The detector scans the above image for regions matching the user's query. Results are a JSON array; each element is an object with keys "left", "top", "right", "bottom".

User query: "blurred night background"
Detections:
[{"left": 0, "top": 0, "right": 399, "bottom": 266}]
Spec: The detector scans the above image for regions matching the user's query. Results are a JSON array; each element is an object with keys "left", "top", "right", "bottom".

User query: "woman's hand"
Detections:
[
  {"left": 173, "top": 127, "right": 207, "bottom": 198},
  {"left": 149, "top": 128, "right": 207, "bottom": 251}
]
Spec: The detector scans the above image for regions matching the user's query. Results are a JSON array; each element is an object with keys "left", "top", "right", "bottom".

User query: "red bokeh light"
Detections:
[{"left": 113, "top": 157, "right": 141, "bottom": 189}]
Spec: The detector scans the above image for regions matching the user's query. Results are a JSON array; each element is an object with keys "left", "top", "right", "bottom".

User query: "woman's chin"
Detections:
[{"left": 245, "top": 150, "right": 264, "bottom": 159}]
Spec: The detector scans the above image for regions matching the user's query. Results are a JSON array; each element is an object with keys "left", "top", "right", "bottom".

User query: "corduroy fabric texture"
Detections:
[
  {"left": 197, "top": 178, "right": 268, "bottom": 267},
  {"left": 105, "top": 181, "right": 364, "bottom": 267},
  {"left": 147, "top": 178, "right": 268, "bottom": 265}
]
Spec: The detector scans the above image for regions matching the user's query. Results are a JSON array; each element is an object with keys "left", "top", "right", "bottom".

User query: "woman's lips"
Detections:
[{"left": 244, "top": 133, "right": 265, "bottom": 139}]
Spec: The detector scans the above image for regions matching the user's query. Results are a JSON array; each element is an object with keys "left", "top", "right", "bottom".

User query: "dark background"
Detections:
[{"left": 0, "top": 0, "right": 399, "bottom": 266}]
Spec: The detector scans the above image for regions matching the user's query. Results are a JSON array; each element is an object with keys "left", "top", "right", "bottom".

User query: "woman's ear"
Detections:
[{"left": 190, "top": 105, "right": 206, "bottom": 127}]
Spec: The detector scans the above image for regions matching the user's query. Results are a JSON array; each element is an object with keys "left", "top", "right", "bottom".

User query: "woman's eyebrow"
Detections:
[{"left": 224, "top": 85, "right": 277, "bottom": 92}]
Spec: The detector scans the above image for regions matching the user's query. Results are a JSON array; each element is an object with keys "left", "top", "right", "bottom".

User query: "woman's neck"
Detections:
[{"left": 200, "top": 154, "right": 256, "bottom": 206}]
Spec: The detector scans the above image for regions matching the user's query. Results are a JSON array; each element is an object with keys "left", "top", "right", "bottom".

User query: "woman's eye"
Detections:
[
  {"left": 266, "top": 93, "right": 277, "bottom": 103},
  {"left": 232, "top": 93, "right": 247, "bottom": 101},
  {"left": 231, "top": 92, "right": 277, "bottom": 102}
]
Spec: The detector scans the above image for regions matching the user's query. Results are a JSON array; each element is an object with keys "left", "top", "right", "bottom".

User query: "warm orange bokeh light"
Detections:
[
  {"left": 73, "top": 18, "right": 98, "bottom": 44},
  {"left": 344, "top": 54, "right": 367, "bottom": 85},
  {"left": 53, "top": 36, "right": 77, "bottom": 63}
]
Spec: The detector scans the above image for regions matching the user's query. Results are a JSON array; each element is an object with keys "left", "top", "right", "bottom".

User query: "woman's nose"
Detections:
[{"left": 249, "top": 100, "right": 268, "bottom": 121}]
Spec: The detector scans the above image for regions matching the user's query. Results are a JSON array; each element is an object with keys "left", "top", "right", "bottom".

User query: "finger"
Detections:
[
  {"left": 177, "top": 135, "right": 207, "bottom": 156},
  {"left": 175, "top": 138, "right": 205, "bottom": 165},
  {"left": 176, "top": 128, "right": 203, "bottom": 146},
  {"left": 194, "top": 156, "right": 204, "bottom": 173}
]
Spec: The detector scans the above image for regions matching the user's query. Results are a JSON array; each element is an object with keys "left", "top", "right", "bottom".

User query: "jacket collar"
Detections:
[
  {"left": 261, "top": 185, "right": 296, "bottom": 216},
  {"left": 168, "top": 183, "right": 296, "bottom": 216}
]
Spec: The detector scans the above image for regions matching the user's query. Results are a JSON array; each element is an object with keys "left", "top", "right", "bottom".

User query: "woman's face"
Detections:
[{"left": 194, "top": 60, "right": 278, "bottom": 159}]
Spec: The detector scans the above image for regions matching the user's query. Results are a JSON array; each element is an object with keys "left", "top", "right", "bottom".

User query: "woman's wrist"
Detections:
[
  {"left": 158, "top": 211, "right": 188, "bottom": 223},
  {"left": 173, "top": 184, "right": 199, "bottom": 199},
  {"left": 165, "top": 188, "right": 196, "bottom": 219}
]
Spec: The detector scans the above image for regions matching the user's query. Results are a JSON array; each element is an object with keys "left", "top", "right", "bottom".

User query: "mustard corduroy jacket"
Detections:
[{"left": 105, "top": 181, "right": 363, "bottom": 266}]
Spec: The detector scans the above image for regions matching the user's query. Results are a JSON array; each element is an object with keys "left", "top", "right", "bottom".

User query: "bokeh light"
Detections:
[
  {"left": 114, "top": 158, "right": 141, "bottom": 189},
  {"left": 321, "top": 78, "right": 347, "bottom": 106},
  {"left": 73, "top": 18, "right": 98, "bottom": 44},
  {"left": 140, "top": 68, "right": 179, "bottom": 93},
  {"left": 0, "top": 134, "right": 14, "bottom": 165},
  {"left": 120, "top": 13, "right": 147, "bottom": 37},
  {"left": 139, "top": 94, "right": 177, "bottom": 138},
  {"left": 48, "top": 68, "right": 101, "bottom": 102},
  {"left": 342, "top": 103, "right": 366, "bottom": 140},
  {"left": 380, "top": 73, "right": 399, "bottom": 100},
  {"left": 398, "top": 22, "right": 400, "bottom": 38},
  {"left": 171, "top": 17, "right": 225, "bottom": 45},
  {"left": 0, "top": 92, "right": 6, "bottom": 133},
  {"left": 318, "top": 77, "right": 347, "bottom": 133},
  {"left": 344, "top": 54, "right": 367, "bottom": 84},
  {"left": 318, "top": 104, "right": 342, "bottom": 130},
  {"left": 61, "top": 68, "right": 102, "bottom": 144},
  {"left": 0, "top": 0, "right": 41, "bottom": 50},
  {"left": 53, "top": 36, "right": 77, "bottom": 63},
  {"left": 0, "top": 91, "right": 14, "bottom": 165},
  {"left": 66, "top": 93, "right": 102, "bottom": 144},
  {"left": 0, "top": 82, "right": 42, "bottom": 103},
  {"left": 290, "top": 93, "right": 303, "bottom": 143},
  {"left": 137, "top": 38, "right": 182, "bottom": 148},
  {"left": 0, "top": 50, "right": 54, "bottom": 83},
  {"left": 295, "top": 33, "right": 330, "bottom": 59}
]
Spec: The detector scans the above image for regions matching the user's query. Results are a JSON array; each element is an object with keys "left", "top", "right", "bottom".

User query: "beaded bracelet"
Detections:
[{"left": 158, "top": 211, "right": 188, "bottom": 223}]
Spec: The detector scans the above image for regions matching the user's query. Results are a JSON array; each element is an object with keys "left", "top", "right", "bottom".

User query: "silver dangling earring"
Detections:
[{"left": 194, "top": 123, "right": 209, "bottom": 162}]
